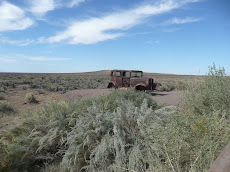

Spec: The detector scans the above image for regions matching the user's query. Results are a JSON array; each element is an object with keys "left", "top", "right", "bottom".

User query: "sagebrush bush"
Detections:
[
  {"left": 175, "top": 80, "right": 190, "bottom": 90},
  {"left": 61, "top": 100, "right": 174, "bottom": 171},
  {"left": 0, "top": 93, "right": 5, "bottom": 100},
  {"left": 22, "top": 86, "right": 28, "bottom": 90},
  {"left": 0, "top": 90, "right": 159, "bottom": 171},
  {"left": 151, "top": 106, "right": 230, "bottom": 171},
  {"left": 0, "top": 87, "right": 5, "bottom": 92},
  {"left": 26, "top": 92, "right": 38, "bottom": 103},
  {"left": 182, "top": 64, "right": 230, "bottom": 116},
  {"left": 0, "top": 101, "right": 14, "bottom": 115},
  {"left": 159, "top": 82, "right": 175, "bottom": 92},
  {"left": 37, "top": 89, "right": 46, "bottom": 94}
]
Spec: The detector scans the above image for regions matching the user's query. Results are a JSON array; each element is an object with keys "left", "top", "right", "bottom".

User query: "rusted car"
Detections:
[{"left": 107, "top": 70, "right": 161, "bottom": 91}]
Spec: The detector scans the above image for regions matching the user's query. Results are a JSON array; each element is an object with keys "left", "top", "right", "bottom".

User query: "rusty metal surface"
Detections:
[{"left": 107, "top": 70, "right": 160, "bottom": 90}]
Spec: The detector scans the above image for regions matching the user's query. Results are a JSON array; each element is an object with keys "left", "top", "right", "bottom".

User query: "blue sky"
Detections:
[{"left": 0, "top": 0, "right": 229, "bottom": 74}]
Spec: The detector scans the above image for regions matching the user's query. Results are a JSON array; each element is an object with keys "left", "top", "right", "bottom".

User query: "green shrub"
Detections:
[
  {"left": 29, "top": 84, "right": 39, "bottom": 89},
  {"left": 37, "top": 89, "right": 46, "bottom": 94},
  {"left": 159, "top": 82, "right": 175, "bottom": 92},
  {"left": 104, "top": 89, "right": 158, "bottom": 110},
  {"left": 0, "top": 87, "right": 5, "bottom": 92},
  {"left": 22, "top": 86, "right": 28, "bottom": 90},
  {"left": 26, "top": 92, "right": 38, "bottom": 103},
  {"left": 175, "top": 64, "right": 230, "bottom": 170},
  {"left": 61, "top": 99, "right": 166, "bottom": 171},
  {"left": 40, "top": 163, "right": 66, "bottom": 172},
  {"left": 0, "top": 90, "right": 158, "bottom": 171},
  {"left": 175, "top": 80, "right": 190, "bottom": 90},
  {"left": 0, "top": 93, "right": 5, "bottom": 100},
  {"left": 0, "top": 101, "right": 14, "bottom": 114},
  {"left": 150, "top": 106, "right": 230, "bottom": 171},
  {"left": 182, "top": 64, "right": 230, "bottom": 116}
]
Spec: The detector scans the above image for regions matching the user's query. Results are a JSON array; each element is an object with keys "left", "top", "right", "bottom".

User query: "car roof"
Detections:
[{"left": 111, "top": 70, "right": 143, "bottom": 72}]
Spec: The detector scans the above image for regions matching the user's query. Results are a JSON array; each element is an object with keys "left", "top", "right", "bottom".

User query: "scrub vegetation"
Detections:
[
  {"left": 0, "top": 65, "right": 229, "bottom": 171},
  {"left": 0, "top": 71, "right": 201, "bottom": 94},
  {"left": 0, "top": 101, "right": 14, "bottom": 115},
  {"left": 25, "top": 92, "right": 38, "bottom": 104},
  {"left": 0, "top": 93, "right": 5, "bottom": 100},
  {"left": 0, "top": 73, "right": 109, "bottom": 93}
]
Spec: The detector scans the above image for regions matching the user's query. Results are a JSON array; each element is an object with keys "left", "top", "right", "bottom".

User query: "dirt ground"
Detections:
[
  {"left": 0, "top": 86, "right": 62, "bottom": 130},
  {"left": 148, "top": 91, "right": 183, "bottom": 106},
  {"left": 62, "top": 89, "right": 183, "bottom": 106},
  {"left": 3, "top": 85, "right": 62, "bottom": 112}
]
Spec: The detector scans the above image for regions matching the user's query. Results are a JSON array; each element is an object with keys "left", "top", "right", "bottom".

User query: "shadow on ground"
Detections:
[{"left": 150, "top": 92, "right": 169, "bottom": 96}]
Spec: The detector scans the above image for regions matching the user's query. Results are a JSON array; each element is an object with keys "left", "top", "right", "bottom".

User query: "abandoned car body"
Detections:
[{"left": 107, "top": 70, "right": 161, "bottom": 91}]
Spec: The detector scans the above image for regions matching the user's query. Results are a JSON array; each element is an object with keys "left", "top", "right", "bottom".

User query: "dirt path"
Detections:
[
  {"left": 148, "top": 91, "right": 182, "bottom": 106},
  {"left": 62, "top": 89, "right": 183, "bottom": 106}
]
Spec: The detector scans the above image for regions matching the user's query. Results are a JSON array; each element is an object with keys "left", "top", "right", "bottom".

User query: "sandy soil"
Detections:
[
  {"left": 0, "top": 86, "right": 62, "bottom": 130},
  {"left": 148, "top": 91, "right": 183, "bottom": 106},
  {"left": 63, "top": 89, "right": 112, "bottom": 101},
  {"left": 4, "top": 85, "right": 62, "bottom": 112},
  {"left": 62, "top": 89, "right": 182, "bottom": 106}
]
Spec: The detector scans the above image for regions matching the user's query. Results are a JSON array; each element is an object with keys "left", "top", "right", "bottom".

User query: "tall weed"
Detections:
[{"left": 182, "top": 64, "right": 230, "bottom": 116}]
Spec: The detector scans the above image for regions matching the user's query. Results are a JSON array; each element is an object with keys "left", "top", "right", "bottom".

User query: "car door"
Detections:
[{"left": 122, "top": 71, "right": 130, "bottom": 87}]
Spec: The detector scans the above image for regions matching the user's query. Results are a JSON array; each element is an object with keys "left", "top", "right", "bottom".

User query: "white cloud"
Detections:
[
  {"left": 68, "top": 0, "right": 86, "bottom": 7},
  {"left": 47, "top": 0, "right": 200, "bottom": 44},
  {"left": 0, "top": 57, "right": 16, "bottom": 63},
  {"left": 24, "top": 56, "right": 70, "bottom": 61},
  {"left": 1, "top": 37, "right": 34, "bottom": 46},
  {"left": 28, "top": 0, "right": 87, "bottom": 17},
  {"left": 164, "top": 17, "right": 202, "bottom": 25},
  {"left": 0, "top": 54, "right": 70, "bottom": 62},
  {"left": 0, "top": 1, "right": 33, "bottom": 32},
  {"left": 28, "top": 0, "right": 56, "bottom": 17}
]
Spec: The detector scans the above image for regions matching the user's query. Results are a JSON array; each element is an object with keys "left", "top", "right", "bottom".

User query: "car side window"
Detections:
[
  {"left": 124, "top": 72, "right": 130, "bottom": 77},
  {"left": 131, "top": 72, "right": 136, "bottom": 77},
  {"left": 116, "top": 72, "right": 121, "bottom": 77},
  {"left": 131, "top": 72, "right": 142, "bottom": 77},
  {"left": 137, "top": 72, "right": 142, "bottom": 77}
]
